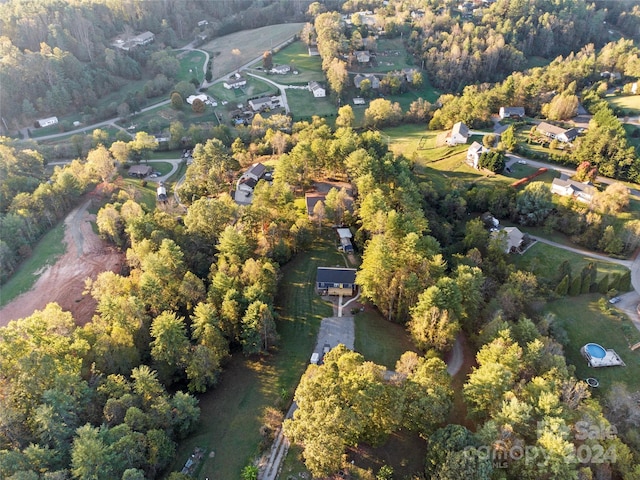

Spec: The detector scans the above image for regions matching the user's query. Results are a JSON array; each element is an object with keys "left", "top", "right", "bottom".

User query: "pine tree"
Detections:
[
  {"left": 598, "top": 274, "right": 610, "bottom": 294},
  {"left": 569, "top": 275, "right": 582, "bottom": 296},
  {"left": 619, "top": 271, "right": 631, "bottom": 292},
  {"left": 608, "top": 273, "right": 621, "bottom": 292},
  {"left": 555, "top": 275, "right": 569, "bottom": 296}
]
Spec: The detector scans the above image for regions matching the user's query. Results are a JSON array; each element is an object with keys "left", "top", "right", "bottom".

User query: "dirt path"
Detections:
[{"left": 0, "top": 199, "right": 124, "bottom": 327}]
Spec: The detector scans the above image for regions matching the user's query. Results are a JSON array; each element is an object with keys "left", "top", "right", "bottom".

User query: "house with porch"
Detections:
[
  {"left": 466, "top": 141, "right": 488, "bottom": 168},
  {"left": 316, "top": 267, "right": 357, "bottom": 296},
  {"left": 536, "top": 122, "right": 578, "bottom": 143},
  {"left": 551, "top": 178, "right": 596, "bottom": 203}
]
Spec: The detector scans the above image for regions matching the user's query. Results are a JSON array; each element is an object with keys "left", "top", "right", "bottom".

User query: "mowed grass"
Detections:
[
  {"left": 354, "top": 309, "right": 417, "bottom": 369},
  {"left": 512, "top": 242, "right": 630, "bottom": 285},
  {"left": 202, "top": 23, "right": 305, "bottom": 79},
  {"left": 287, "top": 88, "right": 337, "bottom": 121},
  {"left": 175, "top": 50, "right": 207, "bottom": 83},
  {"left": 0, "top": 222, "right": 66, "bottom": 306},
  {"left": 606, "top": 94, "right": 640, "bottom": 116},
  {"left": 172, "top": 234, "right": 342, "bottom": 479},
  {"left": 208, "top": 76, "right": 277, "bottom": 103},
  {"left": 545, "top": 295, "right": 640, "bottom": 393}
]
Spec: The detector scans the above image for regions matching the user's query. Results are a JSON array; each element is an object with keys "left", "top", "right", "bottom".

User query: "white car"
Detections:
[
  {"left": 517, "top": 160, "right": 527, "bottom": 165},
  {"left": 609, "top": 296, "right": 621, "bottom": 304}
]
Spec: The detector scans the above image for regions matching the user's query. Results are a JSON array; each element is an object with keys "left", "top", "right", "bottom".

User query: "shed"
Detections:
[
  {"left": 336, "top": 228, "right": 353, "bottom": 239},
  {"left": 316, "top": 267, "right": 357, "bottom": 296}
]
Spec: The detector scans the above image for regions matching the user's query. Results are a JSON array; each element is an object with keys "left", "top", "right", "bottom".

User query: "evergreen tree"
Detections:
[
  {"left": 569, "top": 275, "right": 582, "bottom": 296},
  {"left": 555, "top": 275, "right": 569, "bottom": 296}
]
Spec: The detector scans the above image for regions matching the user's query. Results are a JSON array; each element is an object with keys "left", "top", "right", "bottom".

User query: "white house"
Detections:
[
  {"left": 446, "top": 121, "right": 469, "bottom": 145},
  {"left": 536, "top": 122, "right": 578, "bottom": 143},
  {"left": 270, "top": 64, "right": 291, "bottom": 74},
  {"left": 354, "top": 50, "right": 370, "bottom": 63},
  {"left": 223, "top": 74, "right": 247, "bottom": 89},
  {"left": 186, "top": 94, "right": 208, "bottom": 105},
  {"left": 551, "top": 178, "right": 596, "bottom": 203},
  {"left": 36, "top": 117, "right": 58, "bottom": 128},
  {"left": 309, "top": 81, "right": 326, "bottom": 98},
  {"left": 499, "top": 106, "right": 525, "bottom": 119},
  {"left": 466, "top": 141, "right": 488, "bottom": 168}
]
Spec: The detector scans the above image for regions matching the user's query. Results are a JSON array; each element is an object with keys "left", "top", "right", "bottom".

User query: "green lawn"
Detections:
[
  {"left": 512, "top": 242, "right": 630, "bottom": 286},
  {"left": 606, "top": 94, "right": 640, "bottom": 116},
  {"left": 622, "top": 123, "right": 640, "bottom": 150},
  {"left": 545, "top": 295, "right": 640, "bottom": 393},
  {"left": 201, "top": 23, "right": 305, "bottom": 79},
  {"left": 0, "top": 222, "right": 66, "bottom": 306},
  {"left": 287, "top": 88, "right": 337, "bottom": 121},
  {"left": 172, "top": 233, "right": 342, "bottom": 479},
  {"left": 175, "top": 50, "right": 207, "bottom": 84},
  {"left": 208, "top": 77, "right": 277, "bottom": 104},
  {"left": 267, "top": 40, "right": 324, "bottom": 82},
  {"left": 354, "top": 309, "right": 418, "bottom": 370}
]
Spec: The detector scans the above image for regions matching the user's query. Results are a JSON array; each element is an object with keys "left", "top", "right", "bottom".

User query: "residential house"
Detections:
[
  {"left": 186, "top": 94, "right": 208, "bottom": 105},
  {"left": 466, "top": 141, "right": 488, "bottom": 169},
  {"left": 499, "top": 106, "right": 525, "bottom": 119},
  {"left": 234, "top": 162, "right": 267, "bottom": 204},
  {"left": 353, "top": 97, "right": 366, "bottom": 105},
  {"left": 309, "top": 81, "right": 326, "bottom": 98},
  {"left": 305, "top": 193, "right": 327, "bottom": 217},
  {"left": 128, "top": 165, "right": 152, "bottom": 178},
  {"left": 270, "top": 64, "right": 291, "bottom": 74},
  {"left": 446, "top": 121, "right": 470, "bottom": 145},
  {"left": 492, "top": 227, "right": 525, "bottom": 254},
  {"left": 197, "top": 20, "right": 208, "bottom": 27},
  {"left": 223, "top": 74, "right": 247, "bottom": 89},
  {"left": 113, "top": 31, "right": 155, "bottom": 51},
  {"left": 536, "top": 122, "right": 578, "bottom": 143},
  {"left": 36, "top": 117, "right": 58, "bottom": 128},
  {"left": 248, "top": 97, "right": 273, "bottom": 111},
  {"left": 316, "top": 267, "right": 358, "bottom": 296},
  {"left": 551, "top": 178, "right": 596, "bottom": 203},
  {"left": 353, "top": 73, "right": 380, "bottom": 89},
  {"left": 354, "top": 50, "right": 371, "bottom": 63}
]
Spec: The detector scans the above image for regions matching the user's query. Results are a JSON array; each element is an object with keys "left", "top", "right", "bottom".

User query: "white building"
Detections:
[
  {"left": 309, "top": 81, "right": 326, "bottom": 98},
  {"left": 36, "top": 117, "right": 58, "bottom": 128},
  {"left": 446, "top": 121, "right": 469, "bottom": 145},
  {"left": 186, "top": 94, "right": 208, "bottom": 105},
  {"left": 551, "top": 178, "right": 596, "bottom": 203},
  {"left": 223, "top": 74, "right": 247, "bottom": 89},
  {"left": 466, "top": 141, "right": 488, "bottom": 168}
]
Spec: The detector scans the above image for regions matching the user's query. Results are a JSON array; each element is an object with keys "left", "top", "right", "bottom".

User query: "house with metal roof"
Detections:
[{"left": 316, "top": 267, "right": 357, "bottom": 296}]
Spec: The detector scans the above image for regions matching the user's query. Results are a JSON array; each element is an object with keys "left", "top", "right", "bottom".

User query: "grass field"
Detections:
[
  {"left": 606, "top": 94, "right": 640, "bottom": 116},
  {"left": 175, "top": 50, "right": 207, "bottom": 84},
  {"left": 287, "top": 88, "right": 337, "bottom": 121},
  {"left": 208, "top": 76, "right": 277, "bottom": 104},
  {"left": 622, "top": 123, "right": 640, "bottom": 150},
  {"left": 171, "top": 233, "right": 342, "bottom": 479},
  {"left": 512, "top": 242, "right": 630, "bottom": 286},
  {"left": 202, "top": 23, "right": 305, "bottom": 79},
  {"left": 0, "top": 222, "right": 66, "bottom": 306},
  {"left": 265, "top": 40, "right": 324, "bottom": 84},
  {"left": 354, "top": 309, "right": 417, "bottom": 370},
  {"left": 545, "top": 295, "right": 640, "bottom": 393}
]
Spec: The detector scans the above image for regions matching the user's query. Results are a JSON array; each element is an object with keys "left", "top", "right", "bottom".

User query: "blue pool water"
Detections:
[{"left": 585, "top": 343, "right": 606, "bottom": 359}]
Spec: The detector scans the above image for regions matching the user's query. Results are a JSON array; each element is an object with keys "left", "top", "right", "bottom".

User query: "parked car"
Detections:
[
  {"left": 323, "top": 343, "right": 331, "bottom": 355},
  {"left": 609, "top": 296, "right": 621, "bottom": 304},
  {"left": 152, "top": 170, "right": 161, "bottom": 176},
  {"left": 310, "top": 352, "right": 320, "bottom": 364},
  {"left": 517, "top": 160, "right": 527, "bottom": 165}
]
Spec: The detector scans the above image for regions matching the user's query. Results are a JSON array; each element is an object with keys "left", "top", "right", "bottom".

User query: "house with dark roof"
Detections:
[
  {"left": 499, "top": 106, "right": 525, "bottom": 119},
  {"left": 128, "top": 165, "right": 152, "bottom": 178},
  {"left": 305, "top": 193, "right": 327, "bottom": 217},
  {"left": 316, "top": 267, "right": 357, "bottom": 296},
  {"left": 248, "top": 97, "right": 273, "bottom": 112},
  {"left": 536, "top": 122, "right": 578, "bottom": 143},
  {"left": 551, "top": 178, "right": 596, "bottom": 203},
  {"left": 234, "top": 162, "right": 267, "bottom": 204},
  {"left": 223, "top": 74, "right": 247, "bottom": 89},
  {"left": 354, "top": 73, "right": 380, "bottom": 89}
]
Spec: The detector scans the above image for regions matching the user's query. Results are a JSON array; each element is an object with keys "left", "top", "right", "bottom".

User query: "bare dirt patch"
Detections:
[{"left": 0, "top": 198, "right": 124, "bottom": 327}]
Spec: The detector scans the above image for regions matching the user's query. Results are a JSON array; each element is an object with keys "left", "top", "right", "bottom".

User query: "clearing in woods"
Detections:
[
  {"left": 201, "top": 23, "right": 304, "bottom": 78},
  {"left": 0, "top": 193, "right": 124, "bottom": 327}
]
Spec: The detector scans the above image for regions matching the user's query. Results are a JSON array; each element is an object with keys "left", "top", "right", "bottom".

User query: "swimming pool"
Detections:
[{"left": 585, "top": 343, "right": 606, "bottom": 359}]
